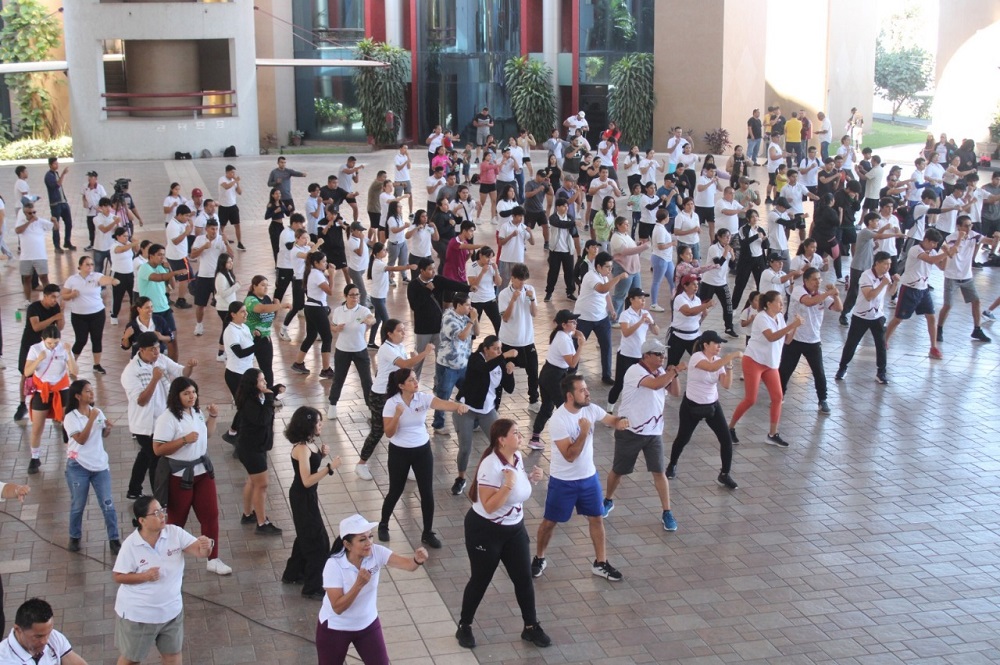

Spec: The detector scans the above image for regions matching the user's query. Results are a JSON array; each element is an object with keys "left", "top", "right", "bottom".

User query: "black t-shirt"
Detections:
[
  {"left": 747, "top": 117, "right": 762, "bottom": 139},
  {"left": 320, "top": 186, "right": 349, "bottom": 208},
  {"left": 22, "top": 302, "right": 60, "bottom": 348},
  {"left": 431, "top": 209, "right": 457, "bottom": 240},
  {"left": 474, "top": 113, "right": 492, "bottom": 128},
  {"left": 771, "top": 115, "right": 786, "bottom": 135}
]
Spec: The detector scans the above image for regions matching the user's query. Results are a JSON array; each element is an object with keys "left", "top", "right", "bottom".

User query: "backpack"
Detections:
[
  {"left": 223, "top": 145, "right": 237, "bottom": 158},
  {"left": 574, "top": 256, "right": 589, "bottom": 286}
]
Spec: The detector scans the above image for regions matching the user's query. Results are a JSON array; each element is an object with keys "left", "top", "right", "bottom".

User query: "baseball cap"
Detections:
[
  {"left": 555, "top": 309, "right": 580, "bottom": 325},
  {"left": 773, "top": 196, "right": 790, "bottom": 209},
  {"left": 628, "top": 287, "right": 649, "bottom": 299},
  {"left": 680, "top": 274, "right": 700, "bottom": 286},
  {"left": 699, "top": 330, "right": 727, "bottom": 345},
  {"left": 578, "top": 111, "right": 586, "bottom": 118},
  {"left": 349, "top": 221, "right": 367, "bottom": 233},
  {"left": 641, "top": 338, "right": 666, "bottom": 355},
  {"left": 339, "top": 514, "right": 378, "bottom": 538},
  {"left": 191, "top": 188, "right": 203, "bottom": 197},
  {"left": 767, "top": 252, "right": 785, "bottom": 263}
]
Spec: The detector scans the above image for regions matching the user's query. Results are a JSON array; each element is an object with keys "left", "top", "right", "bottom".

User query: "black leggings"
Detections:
[
  {"left": 668, "top": 398, "right": 733, "bottom": 474},
  {"left": 460, "top": 510, "right": 537, "bottom": 627},
  {"left": 127, "top": 434, "right": 158, "bottom": 497},
  {"left": 608, "top": 352, "right": 641, "bottom": 405},
  {"left": 666, "top": 330, "right": 698, "bottom": 368},
  {"left": 274, "top": 267, "right": 294, "bottom": 301},
  {"left": 359, "top": 391, "right": 387, "bottom": 462},
  {"left": 225, "top": 368, "right": 244, "bottom": 432},
  {"left": 216, "top": 310, "right": 230, "bottom": 346},
  {"left": 71, "top": 311, "right": 106, "bottom": 356},
  {"left": 531, "top": 362, "right": 569, "bottom": 435},
  {"left": 699, "top": 282, "right": 734, "bottom": 330},
  {"left": 778, "top": 340, "right": 828, "bottom": 401},
  {"left": 472, "top": 300, "right": 502, "bottom": 335},
  {"left": 731, "top": 256, "right": 764, "bottom": 310},
  {"left": 379, "top": 442, "right": 434, "bottom": 535},
  {"left": 283, "top": 280, "right": 305, "bottom": 326},
  {"left": 300, "top": 306, "right": 333, "bottom": 354},
  {"left": 254, "top": 336, "right": 275, "bottom": 389},
  {"left": 112, "top": 272, "right": 134, "bottom": 318},
  {"left": 501, "top": 343, "right": 539, "bottom": 403}
]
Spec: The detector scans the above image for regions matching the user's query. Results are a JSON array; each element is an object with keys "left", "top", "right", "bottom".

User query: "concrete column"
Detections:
[
  {"left": 825, "top": 0, "right": 877, "bottom": 146},
  {"left": 385, "top": 0, "right": 404, "bottom": 47},
  {"left": 542, "top": 0, "right": 560, "bottom": 99},
  {"left": 935, "top": 1, "right": 1000, "bottom": 141},
  {"left": 125, "top": 40, "right": 200, "bottom": 118}
]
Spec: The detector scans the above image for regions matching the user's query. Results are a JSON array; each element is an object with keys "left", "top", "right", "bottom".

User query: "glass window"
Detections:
[{"left": 315, "top": 0, "right": 365, "bottom": 46}]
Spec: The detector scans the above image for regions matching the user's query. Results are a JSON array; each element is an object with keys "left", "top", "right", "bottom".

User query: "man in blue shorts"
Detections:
[
  {"left": 885, "top": 228, "right": 954, "bottom": 360},
  {"left": 532, "top": 374, "right": 629, "bottom": 582}
]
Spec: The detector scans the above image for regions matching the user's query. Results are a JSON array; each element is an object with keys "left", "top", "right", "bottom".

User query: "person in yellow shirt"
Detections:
[
  {"left": 774, "top": 164, "right": 789, "bottom": 195},
  {"left": 784, "top": 112, "right": 803, "bottom": 166}
]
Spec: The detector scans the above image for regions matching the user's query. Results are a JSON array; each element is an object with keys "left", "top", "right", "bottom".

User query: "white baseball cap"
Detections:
[
  {"left": 578, "top": 111, "right": 586, "bottom": 118},
  {"left": 339, "top": 514, "right": 378, "bottom": 538}
]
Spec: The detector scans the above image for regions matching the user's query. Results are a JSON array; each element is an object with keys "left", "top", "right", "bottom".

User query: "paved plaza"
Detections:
[{"left": 0, "top": 149, "right": 999, "bottom": 664}]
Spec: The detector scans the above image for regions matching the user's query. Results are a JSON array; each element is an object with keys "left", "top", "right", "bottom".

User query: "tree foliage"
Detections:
[
  {"left": 503, "top": 56, "right": 556, "bottom": 141},
  {"left": 353, "top": 38, "right": 409, "bottom": 147},
  {"left": 608, "top": 53, "right": 654, "bottom": 149},
  {"left": 0, "top": 0, "right": 63, "bottom": 138},
  {"left": 874, "top": 44, "right": 932, "bottom": 123}
]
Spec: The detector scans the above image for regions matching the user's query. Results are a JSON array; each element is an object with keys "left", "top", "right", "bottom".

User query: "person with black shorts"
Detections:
[
  {"left": 217, "top": 164, "right": 245, "bottom": 250},
  {"left": 523, "top": 170, "right": 551, "bottom": 248},
  {"left": 15, "top": 285, "right": 62, "bottom": 422}
]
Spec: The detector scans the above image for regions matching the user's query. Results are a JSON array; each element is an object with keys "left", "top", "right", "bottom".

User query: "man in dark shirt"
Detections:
[
  {"left": 430, "top": 198, "right": 458, "bottom": 271},
  {"left": 267, "top": 156, "right": 307, "bottom": 208},
  {"left": 746, "top": 109, "right": 763, "bottom": 166},
  {"left": 407, "top": 258, "right": 444, "bottom": 380},
  {"left": 319, "top": 175, "right": 357, "bottom": 215},
  {"left": 524, "top": 169, "right": 552, "bottom": 249},
  {"left": 44, "top": 157, "right": 74, "bottom": 252},
  {"left": 15, "top": 284, "right": 64, "bottom": 421}
]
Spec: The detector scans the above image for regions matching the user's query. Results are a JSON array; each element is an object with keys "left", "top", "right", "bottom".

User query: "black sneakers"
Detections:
[
  {"left": 109, "top": 539, "right": 122, "bottom": 555},
  {"left": 591, "top": 560, "right": 624, "bottom": 581},
  {"left": 456, "top": 624, "right": 476, "bottom": 649},
  {"left": 729, "top": 428, "right": 740, "bottom": 444},
  {"left": 421, "top": 531, "right": 442, "bottom": 549},
  {"left": 27, "top": 458, "right": 40, "bottom": 474},
  {"left": 451, "top": 477, "right": 467, "bottom": 496},
  {"left": 377, "top": 525, "right": 390, "bottom": 542},
  {"left": 531, "top": 556, "right": 547, "bottom": 578},
  {"left": 240, "top": 511, "right": 257, "bottom": 525},
  {"left": 521, "top": 624, "right": 552, "bottom": 648},
  {"left": 717, "top": 473, "right": 738, "bottom": 490},
  {"left": 972, "top": 327, "right": 992, "bottom": 343},
  {"left": 766, "top": 433, "right": 790, "bottom": 447},
  {"left": 256, "top": 521, "right": 283, "bottom": 536},
  {"left": 13, "top": 403, "right": 27, "bottom": 422}
]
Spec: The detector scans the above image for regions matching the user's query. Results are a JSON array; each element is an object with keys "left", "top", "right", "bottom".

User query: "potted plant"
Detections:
[{"left": 288, "top": 129, "right": 304, "bottom": 146}]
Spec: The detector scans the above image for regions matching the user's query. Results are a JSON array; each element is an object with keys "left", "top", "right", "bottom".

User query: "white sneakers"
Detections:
[
  {"left": 216, "top": 351, "right": 226, "bottom": 362},
  {"left": 278, "top": 328, "right": 291, "bottom": 342},
  {"left": 649, "top": 304, "right": 665, "bottom": 313},
  {"left": 356, "top": 463, "right": 373, "bottom": 481},
  {"left": 527, "top": 401, "right": 541, "bottom": 413},
  {"left": 327, "top": 405, "right": 339, "bottom": 420},
  {"left": 109, "top": 317, "right": 119, "bottom": 326},
  {"left": 194, "top": 322, "right": 204, "bottom": 336},
  {"left": 207, "top": 558, "right": 232, "bottom": 575}
]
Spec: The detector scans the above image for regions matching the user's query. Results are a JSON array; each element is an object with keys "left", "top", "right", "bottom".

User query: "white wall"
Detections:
[{"left": 63, "top": 1, "right": 260, "bottom": 161}]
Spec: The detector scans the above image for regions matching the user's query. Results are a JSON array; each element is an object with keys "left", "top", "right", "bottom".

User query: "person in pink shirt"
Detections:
[{"left": 443, "top": 221, "right": 488, "bottom": 285}]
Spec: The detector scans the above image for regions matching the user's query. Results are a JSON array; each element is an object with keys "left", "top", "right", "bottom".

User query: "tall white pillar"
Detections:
[
  {"left": 385, "top": 0, "right": 404, "bottom": 47},
  {"left": 542, "top": 0, "right": 560, "bottom": 96}
]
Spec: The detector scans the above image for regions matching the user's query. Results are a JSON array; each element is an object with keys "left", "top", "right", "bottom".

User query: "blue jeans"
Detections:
[
  {"left": 650, "top": 255, "right": 675, "bottom": 306},
  {"left": 93, "top": 249, "right": 111, "bottom": 275},
  {"left": 66, "top": 459, "right": 119, "bottom": 540},
  {"left": 514, "top": 171, "right": 525, "bottom": 203},
  {"left": 577, "top": 316, "right": 613, "bottom": 380},
  {"left": 611, "top": 266, "right": 642, "bottom": 318},
  {"left": 747, "top": 138, "right": 762, "bottom": 163},
  {"left": 821, "top": 141, "right": 830, "bottom": 161},
  {"left": 432, "top": 363, "right": 467, "bottom": 429},
  {"left": 679, "top": 241, "right": 700, "bottom": 261}
]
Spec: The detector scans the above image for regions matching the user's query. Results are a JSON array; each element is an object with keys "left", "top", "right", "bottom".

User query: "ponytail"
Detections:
[{"left": 468, "top": 419, "right": 516, "bottom": 503}]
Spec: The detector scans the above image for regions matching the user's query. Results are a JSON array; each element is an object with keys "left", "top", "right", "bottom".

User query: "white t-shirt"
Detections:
[
  {"left": 407, "top": 224, "right": 434, "bottom": 257},
  {"left": 944, "top": 230, "right": 982, "bottom": 281},
  {"left": 498, "top": 221, "right": 530, "bottom": 263},
  {"left": 165, "top": 218, "right": 189, "bottom": 260},
  {"left": 788, "top": 253, "right": 824, "bottom": 286},
  {"left": 426, "top": 175, "right": 446, "bottom": 203},
  {"left": 13, "top": 178, "right": 31, "bottom": 209},
  {"left": 619, "top": 362, "right": 667, "bottom": 435},
  {"left": 370, "top": 259, "right": 390, "bottom": 299},
  {"left": 789, "top": 285, "right": 831, "bottom": 344},
  {"left": 575, "top": 271, "right": 609, "bottom": 321},
  {"left": 760, "top": 267, "right": 787, "bottom": 295},
  {"left": 651, "top": 223, "right": 674, "bottom": 263},
  {"left": 548, "top": 403, "right": 607, "bottom": 481},
  {"left": 667, "top": 136, "right": 690, "bottom": 164},
  {"left": 497, "top": 285, "right": 535, "bottom": 347},
  {"left": 386, "top": 215, "right": 407, "bottom": 244},
  {"left": 162, "top": 195, "right": 185, "bottom": 225},
  {"left": 766, "top": 141, "right": 784, "bottom": 173},
  {"left": 545, "top": 329, "right": 576, "bottom": 368},
  {"left": 639, "top": 158, "right": 659, "bottom": 185},
  {"left": 305, "top": 269, "right": 329, "bottom": 306},
  {"left": 373, "top": 341, "right": 408, "bottom": 394},
  {"left": 319, "top": 546, "right": 393, "bottom": 631},
  {"left": 472, "top": 451, "right": 531, "bottom": 524},
  {"left": 715, "top": 198, "right": 742, "bottom": 235},
  {"left": 937, "top": 194, "right": 963, "bottom": 235},
  {"left": 27, "top": 341, "right": 70, "bottom": 384},
  {"left": 192, "top": 235, "right": 226, "bottom": 279},
  {"left": 639, "top": 194, "right": 659, "bottom": 226},
  {"left": 671, "top": 292, "right": 701, "bottom": 339},
  {"left": 223, "top": 323, "right": 256, "bottom": 374},
  {"left": 18, "top": 218, "right": 54, "bottom": 261},
  {"left": 907, "top": 169, "right": 926, "bottom": 203},
  {"left": 745, "top": 311, "right": 785, "bottom": 368},
  {"left": 767, "top": 210, "right": 789, "bottom": 251},
  {"left": 900, "top": 245, "right": 937, "bottom": 290},
  {"left": 382, "top": 392, "right": 433, "bottom": 447},
  {"left": 800, "top": 158, "right": 821, "bottom": 187},
  {"left": 64, "top": 408, "right": 110, "bottom": 472},
  {"left": 468, "top": 262, "right": 497, "bottom": 303},
  {"left": 346, "top": 235, "right": 368, "bottom": 272},
  {"left": 617, "top": 307, "right": 651, "bottom": 358},
  {"left": 153, "top": 409, "right": 209, "bottom": 477},
  {"left": 276, "top": 227, "right": 297, "bottom": 270},
  {"left": 693, "top": 175, "right": 717, "bottom": 208},
  {"left": 854, "top": 269, "right": 889, "bottom": 320},
  {"left": 877, "top": 214, "right": 900, "bottom": 256},
  {"left": 427, "top": 132, "right": 444, "bottom": 153},
  {"left": 93, "top": 211, "right": 117, "bottom": 251},
  {"left": 64, "top": 272, "right": 107, "bottom": 315},
  {"left": 685, "top": 351, "right": 726, "bottom": 404},
  {"left": 0, "top": 626, "right": 73, "bottom": 664},
  {"left": 114, "top": 524, "right": 197, "bottom": 624},
  {"left": 498, "top": 155, "right": 518, "bottom": 181},
  {"left": 836, "top": 144, "right": 855, "bottom": 170},
  {"left": 394, "top": 153, "right": 411, "bottom": 181},
  {"left": 864, "top": 164, "right": 884, "bottom": 200},
  {"left": 217, "top": 176, "right": 239, "bottom": 207},
  {"left": 782, "top": 181, "right": 809, "bottom": 215},
  {"left": 121, "top": 355, "right": 185, "bottom": 436},
  {"left": 332, "top": 304, "right": 372, "bottom": 352},
  {"left": 673, "top": 210, "right": 700, "bottom": 245},
  {"left": 111, "top": 241, "right": 135, "bottom": 275},
  {"left": 702, "top": 244, "right": 730, "bottom": 287}
]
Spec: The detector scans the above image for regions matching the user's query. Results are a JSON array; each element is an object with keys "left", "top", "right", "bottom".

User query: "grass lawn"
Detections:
[{"left": 861, "top": 120, "right": 928, "bottom": 150}]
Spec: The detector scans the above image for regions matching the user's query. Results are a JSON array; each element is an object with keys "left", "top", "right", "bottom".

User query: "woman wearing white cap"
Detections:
[{"left": 316, "top": 514, "right": 428, "bottom": 665}]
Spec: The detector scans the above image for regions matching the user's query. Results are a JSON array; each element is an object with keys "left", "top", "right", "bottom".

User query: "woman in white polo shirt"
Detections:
[
  {"left": 63, "top": 379, "right": 120, "bottom": 555},
  {"left": 667, "top": 274, "right": 713, "bottom": 368},
  {"left": 728, "top": 291, "right": 803, "bottom": 448},
  {"left": 456, "top": 419, "right": 548, "bottom": 650},
  {"left": 113, "top": 496, "right": 213, "bottom": 665},
  {"left": 291, "top": 251, "right": 335, "bottom": 377},
  {"left": 608, "top": 288, "right": 659, "bottom": 410},
  {"left": 698, "top": 229, "right": 737, "bottom": 337},
  {"left": 528, "top": 310, "right": 585, "bottom": 451},
  {"left": 62, "top": 255, "right": 118, "bottom": 375},
  {"left": 326, "top": 283, "right": 376, "bottom": 421},
  {"left": 152, "top": 377, "right": 231, "bottom": 576},
  {"left": 667, "top": 331, "right": 743, "bottom": 489},
  {"left": 378, "top": 367, "right": 468, "bottom": 549},
  {"left": 317, "top": 514, "right": 428, "bottom": 665}
]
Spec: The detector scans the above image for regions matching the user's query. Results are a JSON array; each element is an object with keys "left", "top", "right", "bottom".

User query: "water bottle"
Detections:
[{"left": 15, "top": 310, "right": 21, "bottom": 323}]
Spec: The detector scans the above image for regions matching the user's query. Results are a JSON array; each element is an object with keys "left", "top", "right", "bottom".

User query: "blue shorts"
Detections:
[
  {"left": 153, "top": 310, "right": 177, "bottom": 341},
  {"left": 543, "top": 473, "right": 604, "bottom": 523},
  {"left": 894, "top": 284, "right": 934, "bottom": 319}
]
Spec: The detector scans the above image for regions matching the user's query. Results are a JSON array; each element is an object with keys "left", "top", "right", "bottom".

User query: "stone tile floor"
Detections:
[{"left": 0, "top": 150, "right": 998, "bottom": 664}]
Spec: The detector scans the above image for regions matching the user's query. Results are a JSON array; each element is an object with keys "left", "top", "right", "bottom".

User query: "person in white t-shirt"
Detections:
[
  {"left": 938, "top": 215, "right": 1000, "bottom": 343},
  {"left": 667, "top": 330, "right": 743, "bottom": 489},
  {"left": 665, "top": 126, "right": 690, "bottom": 173},
  {"left": 217, "top": 164, "right": 244, "bottom": 248},
  {"left": 778, "top": 268, "right": 842, "bottom": 414},
  {"left": 497, "top": 207, "right": 534, "bottom": 288},
  {"left": 345, "top": 221, "right": 373, "bottom": 307},
  {"left": 602, "top": 337, "right": 684, "bottom": 528},
  {"left": 885, "top": 228, "right": 954, "bottom": 359},
  {"left": 574, "top": 252, "right": 628, "bottom": 383},
  {"left": 62, "top": 255, "right": 118, "bottom": 375},
  {"left": 497, "top": 263, "right": 540, "bottom": 408},
  {"left": 728, "top": 291, "right": 803, "bottom": 447},
  {"left": 836, "top": 251, "right": 899, "bottom": 384},
  {"left": 326, "top": 283, "right": 376, "bottom": 420},
  {"left": 781, "top": 170, "right": 818, "bottom": 242},
  {"left": 15, "top": 201, "right": 54, "bottom": 304},
  {"left": 164, "top": 205, "right": 195, "bottom": 308},
  {"left": 63, "top": 379, "right": 120, "bottom": 554},
  {"left": 189, "top": 217, "right": 232, "bottom": 337},
  {"left": 0, "top": 597, "right": 87, "bottom": 665},
  {"left": 607, "top": 288, "right": 660, "bottom": 409},
  {"left": 528, "top": 310, "right": 585, "bottom": 449},
  {"left": 532, "top": 375, "right": 630, "bottom": 582},
  {"left": 113, "top": 496, "right": 214, "bottom": 664},
  {"left": 317, "top": 514, "right": 429, "bottom": 662},
  {"left": 392, "top": 145, "right": 413, "bottom": 212}
]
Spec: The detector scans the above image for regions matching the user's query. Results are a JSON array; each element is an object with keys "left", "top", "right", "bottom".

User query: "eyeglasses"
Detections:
[
  {"left": 144, "top": 508, "right": 167, "bottom": 518},
  {"left": 648, "top": 352, "right": 664, "bottom": 357}
]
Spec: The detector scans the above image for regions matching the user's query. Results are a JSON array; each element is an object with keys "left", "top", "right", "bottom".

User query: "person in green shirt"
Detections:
[
  {"left": 592, "top": 195, "right": 615, "bottom": 251},
  {"left": 137, "top": 243, "right": 187, "bottom": 360},
  {"left": 244, "top": 275, "right": 290, "bottom": 394}
]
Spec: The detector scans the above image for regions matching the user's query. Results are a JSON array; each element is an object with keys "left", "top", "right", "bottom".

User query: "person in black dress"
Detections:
[{"left": 282, "top": 406, "right": 341, "bottom": 599}]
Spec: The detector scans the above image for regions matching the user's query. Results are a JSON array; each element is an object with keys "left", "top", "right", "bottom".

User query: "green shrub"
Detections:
[{"left": 0, "top": 135, "right": 72, "bottom": 161}]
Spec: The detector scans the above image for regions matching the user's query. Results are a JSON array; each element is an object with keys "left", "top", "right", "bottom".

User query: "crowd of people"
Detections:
[{"left": 1, "top": 103, "right": 999, "bottom": 663}]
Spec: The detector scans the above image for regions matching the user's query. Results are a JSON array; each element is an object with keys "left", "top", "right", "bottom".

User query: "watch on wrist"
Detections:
[{"left": 327, "top": 463, "right": 335, "bottom": 476}]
